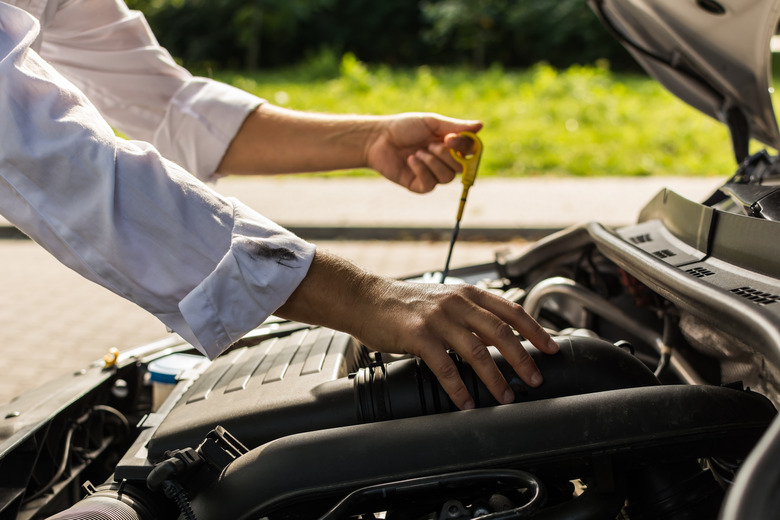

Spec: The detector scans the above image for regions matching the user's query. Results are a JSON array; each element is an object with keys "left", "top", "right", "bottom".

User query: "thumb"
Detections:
[
  {"left": 425, "top": 114, "right": 482, "bottom": 136},
  {"left": 444, "top": 132, "right": 480, "bottom": 156}
]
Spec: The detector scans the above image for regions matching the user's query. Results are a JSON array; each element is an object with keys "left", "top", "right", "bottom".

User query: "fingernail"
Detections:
[
  {"left": 531, "top": 372, "right": 543, "bottom": 387},
  {"left": 502, "top": 389, "right": 515, "bottom": 404},
  {"left": 463, "top": 399, "right": 475, "bottom": 410},
  {"left": 548, "top": 338, "right": 560, "bottom": 353}
]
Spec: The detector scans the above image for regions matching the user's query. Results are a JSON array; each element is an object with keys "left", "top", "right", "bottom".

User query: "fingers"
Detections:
[
  {"left": 439, "top": 288, "right": 558, "bottom": 407},
  {"left": 406, "top": 285, "right": 557, "bottom": 410},
  {"left": 444, "top": 133, "right": 478, "bottom": 156},
  {"left": 463, "top": 307, "right": 543, "bottom": 390},
  {"left": 420, "top": 345, "right": 477, "bottom": 410},
  {"left": 387, "top": 115, "right": 481, "bottom": 194},
  {"left": 471, "top": 290, "right": 560, "bottom": 356},
  {"left": 405, "top": 141, "right": 466, "bottom": 193},
  {"left": 429, "top": 141, "right": 463, "bottom": 171},
  {"left": 416, "top": 326, "right": 516, "bottom": 409},
  {"left": 446, "top": 327, "right": 516, "bottom": 405},
  {"left": 406, "top": 149, "right": 456, "bottom": 193}
]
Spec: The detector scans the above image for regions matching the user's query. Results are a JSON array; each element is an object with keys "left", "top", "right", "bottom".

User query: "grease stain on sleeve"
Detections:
[{"left": 250, "top": 242, "right": 299, "bottom": 268}]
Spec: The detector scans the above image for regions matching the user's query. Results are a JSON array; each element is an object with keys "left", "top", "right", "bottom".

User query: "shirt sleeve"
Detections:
[
  {"left": 35, "top": 0, "right": 261, "bottom": 182},
  {"left": 0, "top": 4, "right": 315, "bottom": 359}
]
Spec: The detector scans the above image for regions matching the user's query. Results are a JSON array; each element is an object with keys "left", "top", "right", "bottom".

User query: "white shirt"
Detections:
[
  {"left": 0, "top": 0, "right": 316, "bottom": 358},
  {"left": 9, "top": 0, "right": 259, "bottom": 181}
]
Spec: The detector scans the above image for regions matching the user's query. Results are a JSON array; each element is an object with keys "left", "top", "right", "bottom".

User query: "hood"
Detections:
[{"left": 588, "top": 0, "right": 780, "bottom": 162}]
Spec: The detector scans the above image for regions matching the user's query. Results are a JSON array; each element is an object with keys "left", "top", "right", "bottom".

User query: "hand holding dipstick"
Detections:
[{"left": 441, "top": 131, "right": 483, "bottom": 283}]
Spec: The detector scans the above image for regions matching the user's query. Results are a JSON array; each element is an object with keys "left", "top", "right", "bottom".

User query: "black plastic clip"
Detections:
[{"left": 196, "top": 425, "right": 249, "bottom": 472}]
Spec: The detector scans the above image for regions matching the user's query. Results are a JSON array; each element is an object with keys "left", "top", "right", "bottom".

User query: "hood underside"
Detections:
[{"left": 589, "top": 0, "right": 780, "bottom": 160}]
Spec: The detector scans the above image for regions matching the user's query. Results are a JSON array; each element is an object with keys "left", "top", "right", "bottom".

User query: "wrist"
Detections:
[
  {"left": 275, "top": 249, "right": 390, "bottom": 339},
  {"left": 360, "top": 115, "right": 392, "bottom": 170}
]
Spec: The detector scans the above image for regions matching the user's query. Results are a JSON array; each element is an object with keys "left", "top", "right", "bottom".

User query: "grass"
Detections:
[{"left": 209, "top": 54, "right": 777, "bottom": 178}]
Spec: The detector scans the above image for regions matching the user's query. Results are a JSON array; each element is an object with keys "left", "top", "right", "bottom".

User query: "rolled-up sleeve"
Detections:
[
  {"left": 0, "top": 4, "right": 314, "bottom": 358},
  {"left": 34, "top": 0, "right": 260, "bottom": 181}
]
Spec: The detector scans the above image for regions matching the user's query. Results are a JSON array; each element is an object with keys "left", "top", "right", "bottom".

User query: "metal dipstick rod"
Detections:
[{"left": 441, "top": 131, "right": 483, "bottom": 283}]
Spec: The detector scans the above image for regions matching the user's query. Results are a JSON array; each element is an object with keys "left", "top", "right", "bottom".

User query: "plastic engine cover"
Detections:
[{"left": 148, "top": 327, "right": 363, "bottom": 459}]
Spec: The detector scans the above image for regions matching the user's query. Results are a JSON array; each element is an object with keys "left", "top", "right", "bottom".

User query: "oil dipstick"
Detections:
[{"left": 441, "top": 131, "right": 483, "bottom": 283}]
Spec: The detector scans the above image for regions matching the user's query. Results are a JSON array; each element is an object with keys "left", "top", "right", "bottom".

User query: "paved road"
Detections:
[{"left": 0, "top": 176, "right": 722, "bottom": 404}]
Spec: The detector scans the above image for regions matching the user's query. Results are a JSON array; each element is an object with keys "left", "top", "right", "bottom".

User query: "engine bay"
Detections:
[
  {"left": 5, "top": 1, "right": 780, "bottom": 517},
  {"left": 0, "top": 172, "right": 775, "bottom": 519}
]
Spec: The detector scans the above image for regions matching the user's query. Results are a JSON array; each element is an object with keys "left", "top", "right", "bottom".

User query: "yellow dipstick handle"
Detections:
[
  {"left": 441, "top": 131, "right": 483, "bottom": 283},
  {"left": 449, "top": 131, "right": 483, "bottom": 221}
]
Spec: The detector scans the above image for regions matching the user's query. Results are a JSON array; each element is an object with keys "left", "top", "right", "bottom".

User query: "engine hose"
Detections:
[
  {"left": 354, "top": 335, "right": 660, "bottom": 422},
  {"left": 44, "top": 482, "right": 159, "bottom": 520},
  {"left": 164, "top": 480, "right": 197, "bottom": 520},
  {"left": 523, "top": 277, "right": 705, "bottom": 385},
  {"left": 44, "top": 496, "right": 147, "bottom": 520}
]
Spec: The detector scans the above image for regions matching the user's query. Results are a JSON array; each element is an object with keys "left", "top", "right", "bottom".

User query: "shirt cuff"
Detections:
[
  {"left": 176, "top": 200, "right": 315, "bottom": 359},
  {"left": 153, "top": 78, "right": 265, "bottom": 183}
]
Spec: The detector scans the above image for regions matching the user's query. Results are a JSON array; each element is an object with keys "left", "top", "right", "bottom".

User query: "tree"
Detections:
[{"left": 422, "top": 0, "right": 507, "bottom": 68}]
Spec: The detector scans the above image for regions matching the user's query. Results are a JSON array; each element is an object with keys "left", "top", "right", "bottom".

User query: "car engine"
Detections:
[
  {"left": 2, "top": 0, "right": 780, "bottom": 518},
  {"left": 3, "top": 162, "right": 780, "bottom": 519}
]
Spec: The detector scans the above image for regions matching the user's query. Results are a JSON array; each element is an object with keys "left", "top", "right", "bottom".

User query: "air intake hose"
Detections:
[
  {"left": 353, "top": 335, "right": 660, "bottom": 422},
  {"left": 44, "top": 482, "right": 165, "bottom": 520}
]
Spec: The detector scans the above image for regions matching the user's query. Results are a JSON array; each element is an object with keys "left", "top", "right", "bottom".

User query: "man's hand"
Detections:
[
  {"left": 353, "top": 278, "right": 559, "bottom": 410},
  {"left": 275, "top": 250, "right": 559, "bottom": 410},
  {"left": 365, "top": 113, "right": 483, "bottom": 193},
  {"left": 218, "top": 105, "right": 483, "bottom": 195}
]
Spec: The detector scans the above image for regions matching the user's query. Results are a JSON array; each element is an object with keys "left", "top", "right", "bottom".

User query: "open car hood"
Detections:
[{"left": 589, "top": 0, "right": 780, "bottom": 162}]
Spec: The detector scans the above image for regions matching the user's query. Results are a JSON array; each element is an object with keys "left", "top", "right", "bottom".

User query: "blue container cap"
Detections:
[{"left": 148, "top": 353, "right": 204, "bottom": 385}]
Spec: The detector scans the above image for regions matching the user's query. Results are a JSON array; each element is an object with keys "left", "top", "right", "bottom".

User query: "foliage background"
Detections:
[{"left": 124, "top": 0, "right": 636, "bottom": 71}]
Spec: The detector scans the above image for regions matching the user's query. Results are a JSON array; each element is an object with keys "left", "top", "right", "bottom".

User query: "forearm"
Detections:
[
  {"left": 275, "top": 249, "right": 385, "bottom": 338},
  {"left": 217, "top": 104, "right": 385, "bottom": 175}
]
